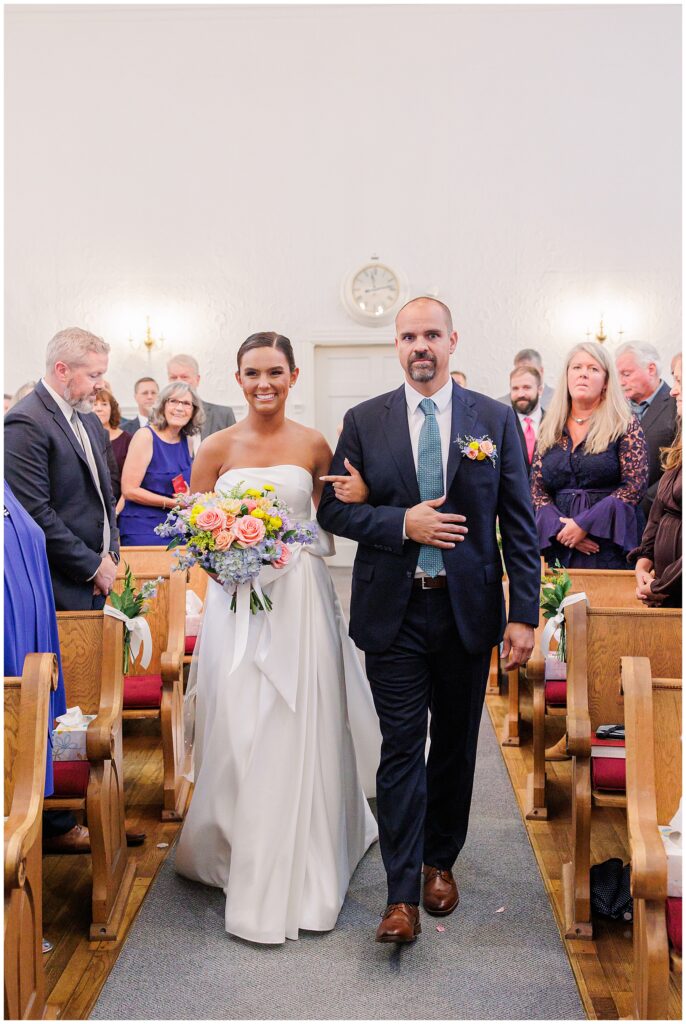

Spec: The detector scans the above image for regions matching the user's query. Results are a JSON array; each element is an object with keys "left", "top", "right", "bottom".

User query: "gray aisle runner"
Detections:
[{"left": 92, "top": 708, "right": 585, "bottom": 1020}]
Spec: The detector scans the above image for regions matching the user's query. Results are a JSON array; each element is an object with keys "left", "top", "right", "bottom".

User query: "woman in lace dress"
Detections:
[{"left": 531, "top": 341, "right": 648, "bottom": 569}]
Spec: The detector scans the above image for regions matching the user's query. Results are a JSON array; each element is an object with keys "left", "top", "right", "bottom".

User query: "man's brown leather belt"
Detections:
[{"left": 412, "top": 576, "right": 448, "bottom": 590}]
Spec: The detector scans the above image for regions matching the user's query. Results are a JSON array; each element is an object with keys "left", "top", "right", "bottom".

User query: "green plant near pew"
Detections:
[
  {"left": 109, "top": 564, "right": 163, "bottom": 673},
  {"left": 540, "top": 561, "right": 572, "bottom": 662}
]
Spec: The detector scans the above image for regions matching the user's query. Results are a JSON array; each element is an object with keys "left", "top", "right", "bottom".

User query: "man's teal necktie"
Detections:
[{"left": 417, "top": 398, "right": 444, "bottom": 577}]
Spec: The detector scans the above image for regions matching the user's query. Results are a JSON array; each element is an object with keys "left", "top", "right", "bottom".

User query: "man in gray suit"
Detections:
[
  {"left": 167, "top": 354, "right": 235, "bottom": 441},
  {"left": 498, "top": 348, "right": 555, "bottom": 409},
  {"left": 615, "top": 341, "right": 678, "bottom": 516}
]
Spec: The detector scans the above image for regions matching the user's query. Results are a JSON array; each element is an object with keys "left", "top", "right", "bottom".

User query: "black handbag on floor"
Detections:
[{"left": 590, "top": 858, "right": 633, "bottom": 921}]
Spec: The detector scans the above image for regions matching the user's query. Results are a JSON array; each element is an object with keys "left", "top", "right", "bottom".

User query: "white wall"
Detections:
[{"left": 5, "top": 3, "right": 681, "bottom": 418}]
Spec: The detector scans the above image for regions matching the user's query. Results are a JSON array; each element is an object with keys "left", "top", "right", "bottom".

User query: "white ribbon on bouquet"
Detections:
[
  {"left": 540, "top": 591, "right": 588, "bottom": 659},
  {"left": 103, "top": 605, "right": 153, "bottom": 669}
]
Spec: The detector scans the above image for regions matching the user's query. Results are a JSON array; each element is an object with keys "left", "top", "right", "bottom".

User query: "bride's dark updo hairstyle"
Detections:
[{"left": 236, "top": 332, "right": 296, "bottom": 373}]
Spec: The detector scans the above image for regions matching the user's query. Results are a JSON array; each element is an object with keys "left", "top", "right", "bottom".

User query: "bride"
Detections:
[{"left": 174, "top": 331, "right": 380, "bottom": 944}]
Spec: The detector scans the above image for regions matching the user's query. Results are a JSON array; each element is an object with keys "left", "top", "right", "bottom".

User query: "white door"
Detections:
[{"left": 314, "top": 344, "right": 403, "bottom": 566}]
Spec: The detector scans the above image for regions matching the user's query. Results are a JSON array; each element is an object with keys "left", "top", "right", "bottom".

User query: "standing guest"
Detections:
[
  {"left": 121, "top": 377, "right": 159, "bottom": 434},
  {"left": 615, "top": 341, "right": 678, "bottom": 516},
  {"left": 450, "top": 370, "right": 467, "bottom": 387},
  {"left": 167, "top": 354, "right": 236, "bottom": 440},
  {"left": 9, "top": 381, "right": 37, "bottom": 409},
  {"left": 629, "top": 353, "right": 681, "bottom": 607},
  {"left": 5, "top": 327, "right": 120, "bottom": 856},
  {"left": 532, "top": 342, "right": 648, "bottom": 569},
  {"left": 498, "top": 348, "right": 555, "bottom": 409},
  {"left": 93, "top": 387, "right": 132, "bottom": 504},
  {"left": 118, "top": 382, "right": 203, "bottom": 545},
  {"left": 509, "top": 364, "right": 545, "bottom": 477}
]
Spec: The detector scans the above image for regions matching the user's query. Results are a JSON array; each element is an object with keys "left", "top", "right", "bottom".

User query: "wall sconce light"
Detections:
[
  {"left": 585, "top": 315, "right": 624, "bottom": 346},
  {"left": 129, "top": 316, "right": 164, "bottom": 359}
]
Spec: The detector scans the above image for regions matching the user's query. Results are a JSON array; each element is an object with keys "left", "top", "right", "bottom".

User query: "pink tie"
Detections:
[{"left": 523, "top": 417, "right": 536, "bottom": 462}]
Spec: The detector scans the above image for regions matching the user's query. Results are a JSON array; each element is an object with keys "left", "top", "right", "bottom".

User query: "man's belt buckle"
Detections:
[{"left": 419, "top": 576, "right": 434, "bottom": 589}]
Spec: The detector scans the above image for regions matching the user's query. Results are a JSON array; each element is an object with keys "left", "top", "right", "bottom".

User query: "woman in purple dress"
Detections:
[
  {"left": 630, "top": 353, "right": 681, "bottom": 606},
  {"left": 118, "top": 382, "right": 203, "bottom": 546},
  {"left": 531, "top": 341, "right": 648, "bottom": 569}
]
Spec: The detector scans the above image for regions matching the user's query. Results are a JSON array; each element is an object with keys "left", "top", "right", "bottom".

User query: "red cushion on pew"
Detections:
[
  {"left": 591, "top": 757, "right": 626, "bottom": 791},
  {"left": 545, "top": 680, "right": 567, "bottom": 706},
  {"left": 666, "top": 897, "right": 682, "bottom": 953},
  {"left": 184, "top": 635, "right": 197, "bottom": 655},
  {"left": 52, "top": 760, "right": 90, "bottom": 797},
  {"left": 124, "top": 674, "right": 163, "bottom": 709}
]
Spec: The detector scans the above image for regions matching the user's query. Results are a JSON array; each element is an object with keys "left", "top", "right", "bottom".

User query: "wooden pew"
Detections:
[
  {"left": 114, "top": 558, "right": 188, "bottom": 821},
  {"left": 44, "top": 612, "right": 135, "bottom": 941},
  {"left": 5, "top": 653, "right": 57, "bottom": 1021},
  {"left": 524, "top": 569, "right": 637, "bottom": 819},
  {"left": 622, "top": 657, "right": 682, "bottom": 1020},
  {"left": 562, "top": 603, "right": 681, "bottom": 939}
]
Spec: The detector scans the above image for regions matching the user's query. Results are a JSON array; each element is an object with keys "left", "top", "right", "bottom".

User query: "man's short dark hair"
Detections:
[
  {"left": 513, "top": 348, "right": 542, "bottom": 368},
  {"left": 133, "top": 376, "right": 158, "bottom": 393}
]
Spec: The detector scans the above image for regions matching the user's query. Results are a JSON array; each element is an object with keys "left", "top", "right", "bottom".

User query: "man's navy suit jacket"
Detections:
[
  {"left": 5, "top": 381, "right": 120, "bottom": 610},
  {"left": 317, "top": 382, "right": 541, "bottom": 655}
]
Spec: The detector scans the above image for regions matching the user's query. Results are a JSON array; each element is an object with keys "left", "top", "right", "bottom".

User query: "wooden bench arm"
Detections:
[
  {"left": 4, "top": 654, "right": 58, "bottom": 892},
  {"left": 161, "top": 568, "right": 186, "bottom": 684},
  {"left": 85, "top": 615, "right": 125, "bottom": 763},
  {"left": 564, "top": 601, "right": 592, "bottom": 758}
]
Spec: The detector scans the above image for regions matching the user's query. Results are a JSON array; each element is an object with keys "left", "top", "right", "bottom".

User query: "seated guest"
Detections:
[
  {"left": 531, "top": 341, "right": 648, "bottom": 569},
  {"left": 510, "top": 363, "right": 545, "bottom": 477},
  {"left": 615, "top": 340, "right": 678, "bottom": 517},
  {"left": 118, "top": 382, "right": 203, "bottom": 545},
  {"left": 450, "top": 370, "right": 467, "bottom": 387},
  {"left": 94, "top": 387, "right": 132, "bottom": 510},
  {"left": 629, "top": 353, "right": 681, "bottom": 607},
  {"left": 121, "top": 376, "right": 159, "bottom": 434},
  {"left": 167, "top": 354, "right": 236, "bottom": 441},
  {"left": 498, "top": 347, "right": 555, "bottom": 408}
]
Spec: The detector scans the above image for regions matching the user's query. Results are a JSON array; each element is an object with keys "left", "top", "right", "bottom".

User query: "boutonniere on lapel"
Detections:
[{"left": 455, "top": 435, "right": 498, "bottom": 467}]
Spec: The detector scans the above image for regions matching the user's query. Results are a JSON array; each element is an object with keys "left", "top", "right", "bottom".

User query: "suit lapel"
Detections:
[
  {"left": 445, "top": 383, "right": 478, "bottom": 494},
  {"left": 35, "top": 381, "right": 90, "bottom": 469},
  {"left": 639, "top": 383, "right": 669, "bottom": 431},
  {"left": 381, "top": 387, "right": 421, "bottom": 505}
]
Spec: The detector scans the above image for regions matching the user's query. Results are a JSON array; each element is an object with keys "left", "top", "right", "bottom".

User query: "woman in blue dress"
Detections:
[
  {"left": 118, "top": 382, "right": 204, "bottom": 545},
  {"left": 4, "top": 482, "right": 68, "bottom": 798},
  {"left": 531, "top": 342, "right": 648, "bottom": 569}
]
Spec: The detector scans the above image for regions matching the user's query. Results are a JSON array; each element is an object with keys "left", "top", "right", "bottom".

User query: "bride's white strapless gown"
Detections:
[{"left": 174, "top": 465, "right": 380, "bottom": 944}]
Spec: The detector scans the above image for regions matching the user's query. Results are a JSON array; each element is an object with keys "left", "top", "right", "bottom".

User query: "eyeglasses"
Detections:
[{"left": 166, "top": 399, "right": 193, "bottom": 410}]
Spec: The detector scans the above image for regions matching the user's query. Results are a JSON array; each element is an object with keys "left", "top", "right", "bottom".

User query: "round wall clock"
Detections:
[{"left": 341, "top": 258, "right": 408, "bottom": 326}]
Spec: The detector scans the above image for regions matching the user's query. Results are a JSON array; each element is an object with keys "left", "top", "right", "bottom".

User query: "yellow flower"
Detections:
[
  {"left": 250, "top": 508, "right": 266, "bottom": 519},
  {"left": 269, "top": 516, "right": 282, "bottom": 529},
  {"left": 468, "top": 441, "right": 480, "bottom": 450},
  {"left": 189, "top": 503, "right": 205, "bottom": 526},
  {"left": 263, "top": 484, "right": 275, "bottom": 492},
  {"left": 244, "top": 488, "right": 262, "bottom": 498},
  {"left": 476, "top": 451, "right": 486, "bottom": 461}
]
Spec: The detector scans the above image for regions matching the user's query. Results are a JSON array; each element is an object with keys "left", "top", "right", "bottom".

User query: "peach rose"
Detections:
[
  {"left": 272, "top": 544, "right": 291, "bottom": 568},
  {"left": 196, "top": 508, "right": 226, "bottom": 533},
  {"left": 232, "top": 515, "right": 266, "bottom": 547},
  {"left": 479, "top": 440, "right": 494, "bottom": 456},
  {"left": 213, "top": 530, "right": 234, "bottom": 551},
  {"left": 466, "top": 448, "right": 479, "bottom": 460},
  {"left": 243, "top": 499, "right": 257, "bottom": 512}
]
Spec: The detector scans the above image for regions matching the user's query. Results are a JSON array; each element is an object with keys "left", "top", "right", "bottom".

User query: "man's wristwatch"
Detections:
[{"left": 109, "top": 550, "right": 121, "bottom": 566}]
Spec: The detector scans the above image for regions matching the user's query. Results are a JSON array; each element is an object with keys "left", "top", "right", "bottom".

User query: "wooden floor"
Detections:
[{"left": 41, "top": 683, "right": 682, "bottom": 1020}]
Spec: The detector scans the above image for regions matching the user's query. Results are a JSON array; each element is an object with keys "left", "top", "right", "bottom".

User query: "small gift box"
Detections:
[{"left": 52, "top": 706, "right": 96, "bottom": 761}]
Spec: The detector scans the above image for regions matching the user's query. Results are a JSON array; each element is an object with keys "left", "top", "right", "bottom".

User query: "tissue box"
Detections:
[
  {"left": 52, "top": 715, "right": 96, "bottom": 761},
  {"left": 185, "top": 613, "right": 203, "bottom": 637},
  {"left": 544, "top": 656, "right": 567, "bottom": 681},
  {"left": 658, "top": 826, "right": 682, "bottom": 898}
]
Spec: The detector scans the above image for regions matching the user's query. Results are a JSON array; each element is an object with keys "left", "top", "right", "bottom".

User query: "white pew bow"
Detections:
[
  {"left": 103, "top": 605, "right": 153, "bottom": 669},
  {"left": 540, "top": 592, "right": 588, "bottom": 658}
]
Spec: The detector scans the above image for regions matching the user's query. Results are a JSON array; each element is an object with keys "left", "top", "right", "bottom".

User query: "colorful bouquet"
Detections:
[{"left": 155, "top": 482, "right": 317, "bottom": 613}]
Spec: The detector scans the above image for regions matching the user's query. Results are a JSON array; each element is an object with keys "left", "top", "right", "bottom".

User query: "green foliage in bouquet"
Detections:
[
  {"left": 108, "top": 564, "right": 163, "bottom": 673},
  {"left": 540, "top": 560, "right": 572, "bottom": 662}
]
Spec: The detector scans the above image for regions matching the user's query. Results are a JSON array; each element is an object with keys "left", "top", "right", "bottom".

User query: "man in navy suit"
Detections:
[
  {"left": 5, "top": 327, "right": 121, "bottom": 854},
  {"left": 318, "top": 298, "right": 540, "bottom": 944}
]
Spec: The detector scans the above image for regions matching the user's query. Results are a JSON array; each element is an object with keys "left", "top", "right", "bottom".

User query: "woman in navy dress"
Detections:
[
  {"left": 118, "top": 382, "right": 204, "bottom": 545},
  {"left": 531, "top": 341, "right": 648, "bottom": 569},
  {"left": 4, "top": 481, "right": 67, "bottom": 797}
]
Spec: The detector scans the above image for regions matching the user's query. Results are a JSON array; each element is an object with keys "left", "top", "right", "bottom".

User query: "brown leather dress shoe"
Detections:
[
  {"left": 43, "top": 824, "right": 91, "bottom": 855},
  {"left": 375, "top": 903, "right": 421, "bottom": 943},
  {"left": 422, "top": 866, "right": 459, "bottom": 915}
]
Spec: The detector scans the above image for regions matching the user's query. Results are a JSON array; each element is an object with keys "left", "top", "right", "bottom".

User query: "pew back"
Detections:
[
  {"left": 54, "top": 612, "right": 104, "bottom": 716},
  {"left": 112, "top": 571, "right": 171, "bottom": 678}
]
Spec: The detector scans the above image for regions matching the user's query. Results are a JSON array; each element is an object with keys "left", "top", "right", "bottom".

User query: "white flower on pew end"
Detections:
[{"left": 106, "top": 564, "right": 161, "bottom": 673}]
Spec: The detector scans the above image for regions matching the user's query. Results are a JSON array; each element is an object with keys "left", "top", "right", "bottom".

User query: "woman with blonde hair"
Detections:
[
  {"left": 531, "top": 341, "right": 648, "bottom": 568},
  {"left": 629, "top": 353, "right": 681, "bottom": 606}
]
